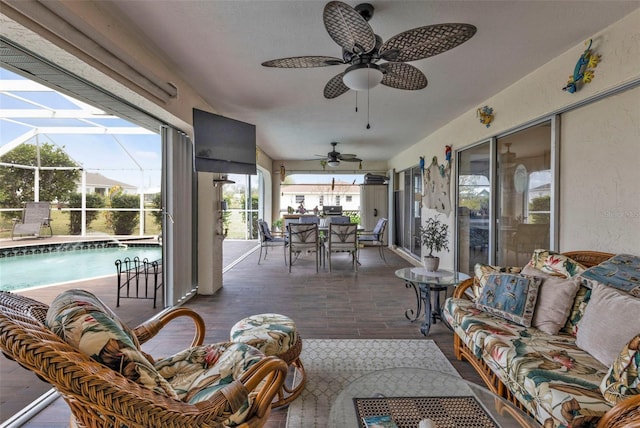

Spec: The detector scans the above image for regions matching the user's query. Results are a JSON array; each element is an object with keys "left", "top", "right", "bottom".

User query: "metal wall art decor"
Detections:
[
  {"left": 422, "top": 146, "right": 453, "bottom": 216},
  {"left": 563, "top": 39, "right": 601, "bottom": 94},
  {"left": 477, "top": 105, "right": 494, "bottom": 127}
]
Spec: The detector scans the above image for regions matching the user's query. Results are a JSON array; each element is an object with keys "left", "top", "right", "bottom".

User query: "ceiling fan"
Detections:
[
  {"left": 262, "top": 1, "right": 477, "bottom": 99},
  {"left": 317, "top": 142, "right": 362, "bottom": 167}
]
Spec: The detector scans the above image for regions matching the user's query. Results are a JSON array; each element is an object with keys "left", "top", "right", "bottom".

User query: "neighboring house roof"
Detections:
[
  {"left": 82, "top": 172, "right": 136, "bottom": 191},
  {"left": 281, "top": 184, "right": 360, "bottom": 194}
]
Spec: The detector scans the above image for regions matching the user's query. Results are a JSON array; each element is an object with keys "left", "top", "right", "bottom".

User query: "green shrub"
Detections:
[
  {"left": 107, "top": 188, "right": 140, "bottom": 235},
  {"left": 68, "top": 193, "right": 105, "bottom": 235}
]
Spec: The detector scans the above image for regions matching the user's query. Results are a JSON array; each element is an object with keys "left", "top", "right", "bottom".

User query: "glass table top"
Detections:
[
  {"left": 329, "top": 368, "right": 539, "bottom": 427},
  {"left": 395, "top": 268, "right": 470, "bottom": 285}
]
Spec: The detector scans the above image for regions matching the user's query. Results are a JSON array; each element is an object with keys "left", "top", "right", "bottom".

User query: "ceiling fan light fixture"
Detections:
[
  {"left": 327, "top": 159, "right": 340, "bottom": 167},
  {"left": 342, "top": 63, "right": 383, "bottom": 91}
]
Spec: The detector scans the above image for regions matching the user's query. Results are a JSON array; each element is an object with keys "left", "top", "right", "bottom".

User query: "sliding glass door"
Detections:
[
  {"left": 457, "top": 141, "right": 491, "bottom": 274},
  {"left": 456, "top": 119, "right": 557, "bottom": 273}
]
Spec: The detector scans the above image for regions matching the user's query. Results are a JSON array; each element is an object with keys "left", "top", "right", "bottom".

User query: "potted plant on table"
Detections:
[{"left": 419, "top": 215, "right": 450, "bottom": 272}]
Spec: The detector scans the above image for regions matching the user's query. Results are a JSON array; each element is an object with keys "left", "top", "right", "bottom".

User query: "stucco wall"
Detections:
[
  {"left": 559, "top": 86, "right": 640, "bottom": 253},
  {"left": 390, "top": 9, "right": 640, "bottom": 265}
]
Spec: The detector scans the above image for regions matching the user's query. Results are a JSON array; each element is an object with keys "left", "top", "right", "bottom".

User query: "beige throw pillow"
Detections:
[
  {"left": 575, "top": 282, "right": 640, "bottom": 367},
  {"left": 521, "top": 265, "right": 581, "bottom": 335}
]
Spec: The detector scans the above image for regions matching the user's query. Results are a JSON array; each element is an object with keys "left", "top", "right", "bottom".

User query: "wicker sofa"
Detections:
[
  {"left": 443, "top": 250, "right": 640, "bottom": 428},
  {"left": 0, "top": 290, "right": 287, "bottom": 428}
]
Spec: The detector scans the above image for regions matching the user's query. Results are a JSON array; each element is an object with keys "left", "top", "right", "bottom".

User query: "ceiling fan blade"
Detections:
[
  {"left": 323, "top": 1, "right": 376, "bottom": 55},
  {"left": 380, "top": 23, "right": 477, "bottom": 63},
  {"left": 339, "top": 153, "right": 357, "bottom": 159},
  {"left": 324, "top": 72, "right": 350, "bottom": 99},
  {"left": 339, "top": 157, "right": 362, "bottom": 162},
  {"left": 262, "top": 56, "right": 345, "bottom": 68},
  {"left": 380, "top": 62, "right": 428, "bottom": 90}
]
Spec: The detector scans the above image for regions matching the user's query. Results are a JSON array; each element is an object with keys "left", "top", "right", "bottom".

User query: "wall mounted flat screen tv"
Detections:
[{"left": 193, "top": 108, "right": 256, "bottom": 175}]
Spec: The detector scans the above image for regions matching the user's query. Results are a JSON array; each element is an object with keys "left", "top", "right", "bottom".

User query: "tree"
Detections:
[
  {"left": 0, "top": 142, "right": 80, "bottom": 220},
  {"left": 68, "top": 192, "right": 105, "bottom": 235},
  {"left": 529, "top": 195, "right": 551, "bottom": 224}
]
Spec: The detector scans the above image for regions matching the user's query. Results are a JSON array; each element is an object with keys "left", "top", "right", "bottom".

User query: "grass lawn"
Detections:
[{"left": 0, "top": 209, "right": 161, "bottom": 239}]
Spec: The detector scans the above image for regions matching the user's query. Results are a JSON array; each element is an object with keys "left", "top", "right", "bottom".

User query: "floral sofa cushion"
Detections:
[
  {"left": 46, "top": 289, "right": 178, "bottom": 399},
  {"left": 155, "top": 342, "right": 265, "bottom": 426},
  {"left": 444, "top": 297, "right": 612, "bottom": 428},
  {"left": 600, "top": 334, "right": 640, "bottom": 405}
]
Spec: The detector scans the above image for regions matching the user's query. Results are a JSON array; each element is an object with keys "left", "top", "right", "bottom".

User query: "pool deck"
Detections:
[{"left": 0, "top": 235, "right": 259, "bottom": 425}]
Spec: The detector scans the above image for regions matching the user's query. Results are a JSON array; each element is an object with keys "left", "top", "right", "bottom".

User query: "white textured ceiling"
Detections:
[{"left": 105, "top": 0, "right": 638, "bottom": 163}]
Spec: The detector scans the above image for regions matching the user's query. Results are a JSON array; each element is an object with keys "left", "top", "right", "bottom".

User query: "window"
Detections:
[
  {"left": 295, "top": 195, "right": 305, "bottom": 204},
  {"left": 346, "top": 195, "right": 352, "bottom": 202},
  {"left": 319, "top": 195, "right": 324, "bottom": 205},
  {"left": 335, "top": 195, "right": 341, "bottom": 205}
]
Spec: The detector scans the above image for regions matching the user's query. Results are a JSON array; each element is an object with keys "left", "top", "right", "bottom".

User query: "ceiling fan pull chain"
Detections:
[
  {"left": 355, "top": 91, "right": 358, "bottom": 112},
  {"left": 366, "top": 74, "right": 371, "bottom": 129}
]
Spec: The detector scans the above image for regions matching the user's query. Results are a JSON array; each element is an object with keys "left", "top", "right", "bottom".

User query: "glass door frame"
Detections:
[{"left": 454, "top": 115, "right": 560, "bottom": 272}]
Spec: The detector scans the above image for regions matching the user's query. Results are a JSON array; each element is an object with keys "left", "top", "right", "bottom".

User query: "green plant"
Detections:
[
  {"left": 419, "top": 215, "right": 450, "bottom": 257},
  {"left": 68, "top": 192, "right": 105, "bottom": 235},
  {"left": 106, "top": 186, "right": 140, "bottom": 235}
]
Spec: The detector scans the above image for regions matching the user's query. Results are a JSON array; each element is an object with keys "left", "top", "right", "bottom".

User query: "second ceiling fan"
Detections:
[
  {"left": 318, "top": 142, "right": 362, "bottom": 167},
  {"left": 262, "top": 1, "right": 477, "bottom": 99}
]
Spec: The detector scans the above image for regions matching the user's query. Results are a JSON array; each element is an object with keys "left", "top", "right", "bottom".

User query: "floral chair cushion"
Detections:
[
  {"left": 46, "top": 289, "right": 177, "bottom": 399},
  {"left": 600, "top": 334, "right": 640, "bottom": 405},
  {"left": 475, "top": 273, "right": 542, "bottom": 327},
  {"left": 444, "top": 297, "right": 612, "bottom": 428},
  {"left": 230, "top": 313, "right": 298, "bottom": 356},
  {"left": 155, "top": 342, "right": 265, "bottom": 426}
]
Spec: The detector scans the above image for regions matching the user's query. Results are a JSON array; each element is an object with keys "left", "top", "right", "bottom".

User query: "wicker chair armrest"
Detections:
[
  {"left": 134, "top": 307, "right": 206, "bottom": 348},
  {"left": 597, "top": 395, "right": 640, "bottom": 428},
  {"left": 239, "top": 356, "right": 288, "bottom": 418},
  {"left": 453, "top": 277, "right": 475, "bottom": 299}
]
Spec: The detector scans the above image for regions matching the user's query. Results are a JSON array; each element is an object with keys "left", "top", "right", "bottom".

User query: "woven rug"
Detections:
[{"left": 285, "top": 339, "right": 459, "bottom": 428}]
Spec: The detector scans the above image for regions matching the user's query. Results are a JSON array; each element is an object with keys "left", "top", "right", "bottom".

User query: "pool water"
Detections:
[{"left": 0, "top": 246, "right": 162, "bottom": 291}]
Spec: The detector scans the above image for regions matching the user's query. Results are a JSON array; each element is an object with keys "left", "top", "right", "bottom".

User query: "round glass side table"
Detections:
[{"left": 395, "top": 268, "right": 470, "bottom": 335}]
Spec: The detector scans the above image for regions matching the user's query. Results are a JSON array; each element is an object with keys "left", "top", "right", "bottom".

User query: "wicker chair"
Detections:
[{"left": 0, "top": 291, "right": 287, "bottom": 428}]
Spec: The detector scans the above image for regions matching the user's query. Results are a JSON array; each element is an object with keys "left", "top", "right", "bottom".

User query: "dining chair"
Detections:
[
  {"left": 288, "top": 223, "right": 319, "bottom": 272},
  {"left": 358, "top": 217, "right": 388, "bottom": 262},
  {"left": 299, "top": 216, "right": 320, "bottom": 225},
  {"left": 257, "top": 219, "right": 287, "bottom": 265},
  {"left": 325, "top": 223, "right": 358, "bottom": 272},
  {"left": 327, "top": 215, "right": 350, "bottom": 224}
]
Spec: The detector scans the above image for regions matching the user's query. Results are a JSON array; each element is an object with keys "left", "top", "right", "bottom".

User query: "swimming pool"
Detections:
[{"left": 0, "top": 244, "right": 162, "bottom": 292}]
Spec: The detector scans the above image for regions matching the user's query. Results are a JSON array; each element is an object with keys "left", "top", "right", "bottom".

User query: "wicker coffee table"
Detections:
[{"left": 329, "top": 368, "right": 538, "bottom": 428}]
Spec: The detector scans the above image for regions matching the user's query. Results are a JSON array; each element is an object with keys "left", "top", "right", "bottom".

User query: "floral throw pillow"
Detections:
[
  {"left": 579, "top": 254, "right": 640, "bottom": 297},
  {"left": 473, "top": 263, "right": 522, "bottom": 300},
  {"left": 474, "top": 273, "right": 542, "bottom": 327},
  {"left": 600, "top": 334, "right": 640, "bottom": 405},
  {"left": 527, "top": 249, "right": 586, "bottom": 278},
  {"left": 46, "top": 289, "right": 177, "bottom": 399}
]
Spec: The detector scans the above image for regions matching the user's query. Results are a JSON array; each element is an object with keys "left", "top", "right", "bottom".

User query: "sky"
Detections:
[
  {"left": 0, "top": 68, "right": 162, "bottom": 192},
  {"left": 1, "top": 67, "right": 371, "bottom": 191}
]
